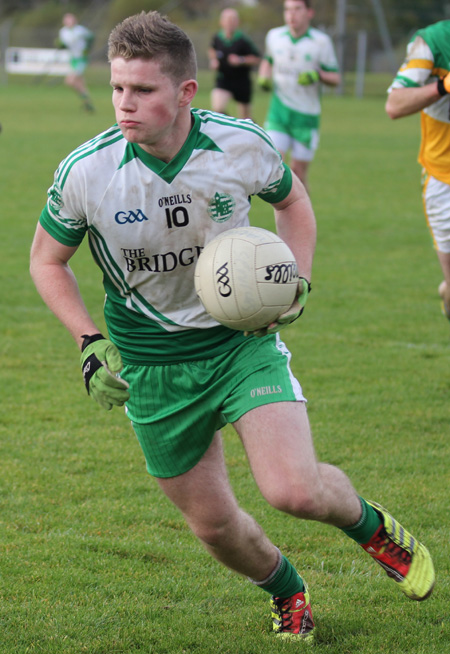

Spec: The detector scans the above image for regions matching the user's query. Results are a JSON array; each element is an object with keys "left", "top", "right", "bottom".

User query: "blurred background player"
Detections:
[
  {"left": 208, "top": 8, "right": 261, "bottom": 120},
  {"left": 57, "top": 13, "right": 95, "bottom": 112},
  {"left": 385, "top": 19, "right": 450, "bottom": 323},
  {"left": 258, "top": 0, "right": 340, "bottom": 192}
]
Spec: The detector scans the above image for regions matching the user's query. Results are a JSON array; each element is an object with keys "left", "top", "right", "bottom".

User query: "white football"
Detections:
[{"left": 194, "top": 226, "right": 299, "bottom": 331}]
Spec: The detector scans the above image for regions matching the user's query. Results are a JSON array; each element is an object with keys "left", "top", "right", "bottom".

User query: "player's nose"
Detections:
[{"left": 118, "top": 90, "right": 137, "bottom": 111}]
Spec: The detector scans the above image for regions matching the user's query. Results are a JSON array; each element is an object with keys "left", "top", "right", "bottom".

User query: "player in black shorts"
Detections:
[{"left": 208, "top": 8, "right": 260, "bottom": 119}]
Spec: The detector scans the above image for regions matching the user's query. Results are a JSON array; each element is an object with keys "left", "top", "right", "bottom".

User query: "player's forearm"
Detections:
[
  {"left": 258, "top": 59, "right": 272, "bottom": 79},
  {"left": 208, "top": 48, "right": 219, "bottom": 69},
  {"left": 274, "top": 180, "right": 316, "bottom": 282},
  {"left": 30, "top": 261, "right": 101, "bottom": 349},
  {"left": 318, "top": 70, "right": 341, "bottom": 87},
  {"left": 276, "top": 209, "right": 316, "bottom": 282},
  {"left": 385, "top": 84, "right": 441, "bottom": 119},
  {"left": 244, "top": 55, "right": 261, "bottom": 66}
]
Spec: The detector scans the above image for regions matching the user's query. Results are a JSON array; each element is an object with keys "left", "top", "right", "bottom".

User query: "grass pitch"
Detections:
[{"left": 0, "top": 69, "right": 449, "bottom": 653}]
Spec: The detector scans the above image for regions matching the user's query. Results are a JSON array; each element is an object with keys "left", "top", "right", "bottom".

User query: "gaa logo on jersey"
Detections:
[
  {"left": 207, "top": 192, "right": 236, "bottom": 223},
  {"left": 48, "top": 182, "right": 64, "bottom": 214}
]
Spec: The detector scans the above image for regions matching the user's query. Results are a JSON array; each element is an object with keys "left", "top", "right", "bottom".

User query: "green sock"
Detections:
[
  {"left": 254, "top": 555, "right": 304, "bottom": 597},
  {"left": 341, "top": 497, "right": 382, "bottom": 544}
]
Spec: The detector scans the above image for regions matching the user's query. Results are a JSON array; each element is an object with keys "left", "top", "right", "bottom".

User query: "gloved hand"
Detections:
[
  {"left": 80, "top": 334, "right": 130, "bottom": 410},
  {"left": 257, "top": 76, "right": 272, "bottom": 92},
  {"left": 245, "top": 277, "right": 311, "bottom": 338},
  {"left": 298, "top": 70, "right": 320, "bottom": 85},
  {"left": 437, "top": 72, "right": 450, "bottom": 96}
]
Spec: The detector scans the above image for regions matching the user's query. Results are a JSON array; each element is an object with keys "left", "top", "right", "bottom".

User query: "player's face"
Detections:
[
  {"left": 63, "top": 13, "right": 77, "bottom": 28},
  {"left": 111, "top": 57, "right": 190, "bottom": 154},
  {"left": 220, "top": 9, "right": 239, "bottom": 34},
  {"left": 283, "top": 0, "right": 313, "bottom": 36}
]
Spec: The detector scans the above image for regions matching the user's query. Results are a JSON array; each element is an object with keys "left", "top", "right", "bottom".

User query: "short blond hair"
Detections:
[{"left": 108, "top": 11, "right": 197, "bottom": 84}]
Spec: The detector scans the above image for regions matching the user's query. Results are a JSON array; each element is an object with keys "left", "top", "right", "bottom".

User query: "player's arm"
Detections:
[
  {"left": 385, "top": 34, "right": 450, "bottom": 119},
  {"left": 230, "top": 36, "right": 261, "bottom": 68},
  {"left": 30, "top": 223, "right": 129, "bottom": 409},
  {"left": 257, "top": 58, "right": 272, "bottom": 91},
  {"left": 273, "top": 173, "right": 316, "bottom": 285},
  {"left": 247, "top": 174, "right": 316, "bottom": 337},
  {"left": 385, "top": 83, "right": 444, "bottom": 119},
  {"left": 228, "top": 53, "right": 261, "bottom": 67},
  {"left": 30, "top": 223, "right": 100, "bottom": 348},
  {"left": 258, "top": 58, "right": 272, "bottom": 80},
  {"left": 298, "top": 67, "right": 341, "bottom": 86},
  {"left": 208, "top": 47, "right": 220, "bottom": 70},
  {"left": 318, "top": 69, "right": 341, "bottom": 87},
  {"left": 84, "top": 31, "right": 95, "bottom": 54}
]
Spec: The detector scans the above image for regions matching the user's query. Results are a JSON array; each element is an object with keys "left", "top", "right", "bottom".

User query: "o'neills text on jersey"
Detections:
[{"left": 158, "top": 194, "right": 192, "bottom": 207}]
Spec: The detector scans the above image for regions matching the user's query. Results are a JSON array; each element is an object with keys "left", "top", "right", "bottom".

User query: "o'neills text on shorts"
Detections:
[{"left": 250, "top": 385, "right": 282, "bottom": 398}]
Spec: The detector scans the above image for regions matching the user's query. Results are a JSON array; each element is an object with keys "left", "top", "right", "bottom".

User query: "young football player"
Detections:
[
  {"left": 208, "top": 7, "right": 261, "bottom": 120},
  {"left": 258, "top": 0, "right": 340, "bottom": 192},
  {"left": 386, "top": 19, "right": 450, "bottom": 323},
  {"left": 57, "top": 13, "right": 95, "bottom": 112},
  {"left": 31, "top": 11, "right": 434, "bottom": 643}
]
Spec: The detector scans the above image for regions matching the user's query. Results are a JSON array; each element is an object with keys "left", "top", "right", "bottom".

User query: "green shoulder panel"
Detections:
[{"left": 416, "top": 20, "right": 450, "bottom": 72}]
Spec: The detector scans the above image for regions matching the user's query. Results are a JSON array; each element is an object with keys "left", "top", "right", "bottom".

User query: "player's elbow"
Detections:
[
  {"left": 385, "top": 100, "right": 401, "bottom": 119},
  {"left": 29, "top": 254, "right": 43, "bottom": 285},
  {"left": 385, "top": 91, "right": 406, "bottom": 119}
]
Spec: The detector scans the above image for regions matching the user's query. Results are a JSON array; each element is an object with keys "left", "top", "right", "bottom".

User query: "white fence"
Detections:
[{"left": 5, "top": 47, "right": 71, "bottom": 76}]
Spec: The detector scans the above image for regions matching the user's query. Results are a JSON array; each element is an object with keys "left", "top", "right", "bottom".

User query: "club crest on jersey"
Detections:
[
  {"left": 48, "top": 183, "right": 64, "bottom": 215},
  {"left": 207, "top": 192, "right": 236, "bottom": 223}
]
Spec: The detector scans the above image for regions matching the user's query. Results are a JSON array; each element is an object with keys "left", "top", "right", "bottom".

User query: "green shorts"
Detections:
[
  {"left": 70, "top": 56, "right": 88, "bottom": 75},
  {"left": 122, "top": 334, "right": 305, "bottom": 478},
  {"left": 265, "top": 93, "right": 320, "bottom": 149}
]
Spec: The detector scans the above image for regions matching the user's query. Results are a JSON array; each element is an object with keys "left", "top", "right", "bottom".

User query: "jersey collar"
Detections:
[
  {"left": 284, "top": 26, "right": 312, "bottom": 43},
  {"left": 119, "top": 112, "right": 222, "bottom": 183},
  {"left": 218, "top": 28, "right": 243, "bottom": 44}
]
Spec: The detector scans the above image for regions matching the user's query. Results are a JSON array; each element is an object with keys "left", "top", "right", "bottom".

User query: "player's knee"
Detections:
[
  {"left": 189, "top": 514, "right": 235, "bottom": 547},
  {"left": 265, "top": 484, "right": 326, "bottom": 520}
]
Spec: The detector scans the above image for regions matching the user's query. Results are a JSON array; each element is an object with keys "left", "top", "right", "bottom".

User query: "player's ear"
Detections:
[{"left": 179, "top": 79, "right": 198, "bottom": 107}]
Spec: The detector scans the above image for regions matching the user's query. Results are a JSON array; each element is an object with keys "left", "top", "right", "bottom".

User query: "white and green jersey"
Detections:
[
  {"left": 39, "top": 109, "right": 292, "bottom": 365},
  {"left": 59, "top": 24, "right": 93, "bottom": 59},
  {"left": 264, "top": 25, "right": 339, "bottom": 121}
]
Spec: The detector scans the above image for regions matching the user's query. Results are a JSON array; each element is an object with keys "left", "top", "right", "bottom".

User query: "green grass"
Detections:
[{"left": 1, "top": 68, "right": 449, "bottom": 653}]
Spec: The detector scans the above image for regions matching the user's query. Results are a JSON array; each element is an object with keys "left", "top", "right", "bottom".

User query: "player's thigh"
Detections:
[
  {"left": 237, "top": 102, "right": 252, "bottom": 119},
  {"left": 156, "top": 431, "right": 241, "bottom": 528},
  {"left": 233, "top": 401, "right": 320, "bottom": 502},
  {"left": 290, "top": 159, "right": 310, "bottom": 185},
  {"left": 422, "top": 174, "right": 450, "bottom": 253},
  {"left": 211, "top": 87, "right": 232, "bottom": 112},
  {"left": 266, "top": 130, "right": 292, "bottom": 157},
  {"left": 124, "top": 340, "right": 289, "bottom": 480},
  {"left": 123, "top": 362, "right": 225, "bottom": 478},
  {"left": 437, "top": 250, "right": 450, "bottom": 283},
  {"left": 221, "top": 336, "right": 317, "bottom": 500},
  {"left": 291, "top": 137, "right": 317, "bottom": 163}
]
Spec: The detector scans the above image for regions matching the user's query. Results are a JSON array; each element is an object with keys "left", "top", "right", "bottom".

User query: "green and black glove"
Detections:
[
  {"left": 257, "top": 76, "right": 272, "bottom": 92},
  {"left": 80, "top": 334, "right": 130, "bottom": 410},
  {"left": 246, "top": 277, "right": 311, "bottom": 338},
  {"left": 298, "top": 70, "right": 320, "bottom": 85},
  {"left": 437, "top": 72, "right": 450, "bottom": 96}
]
